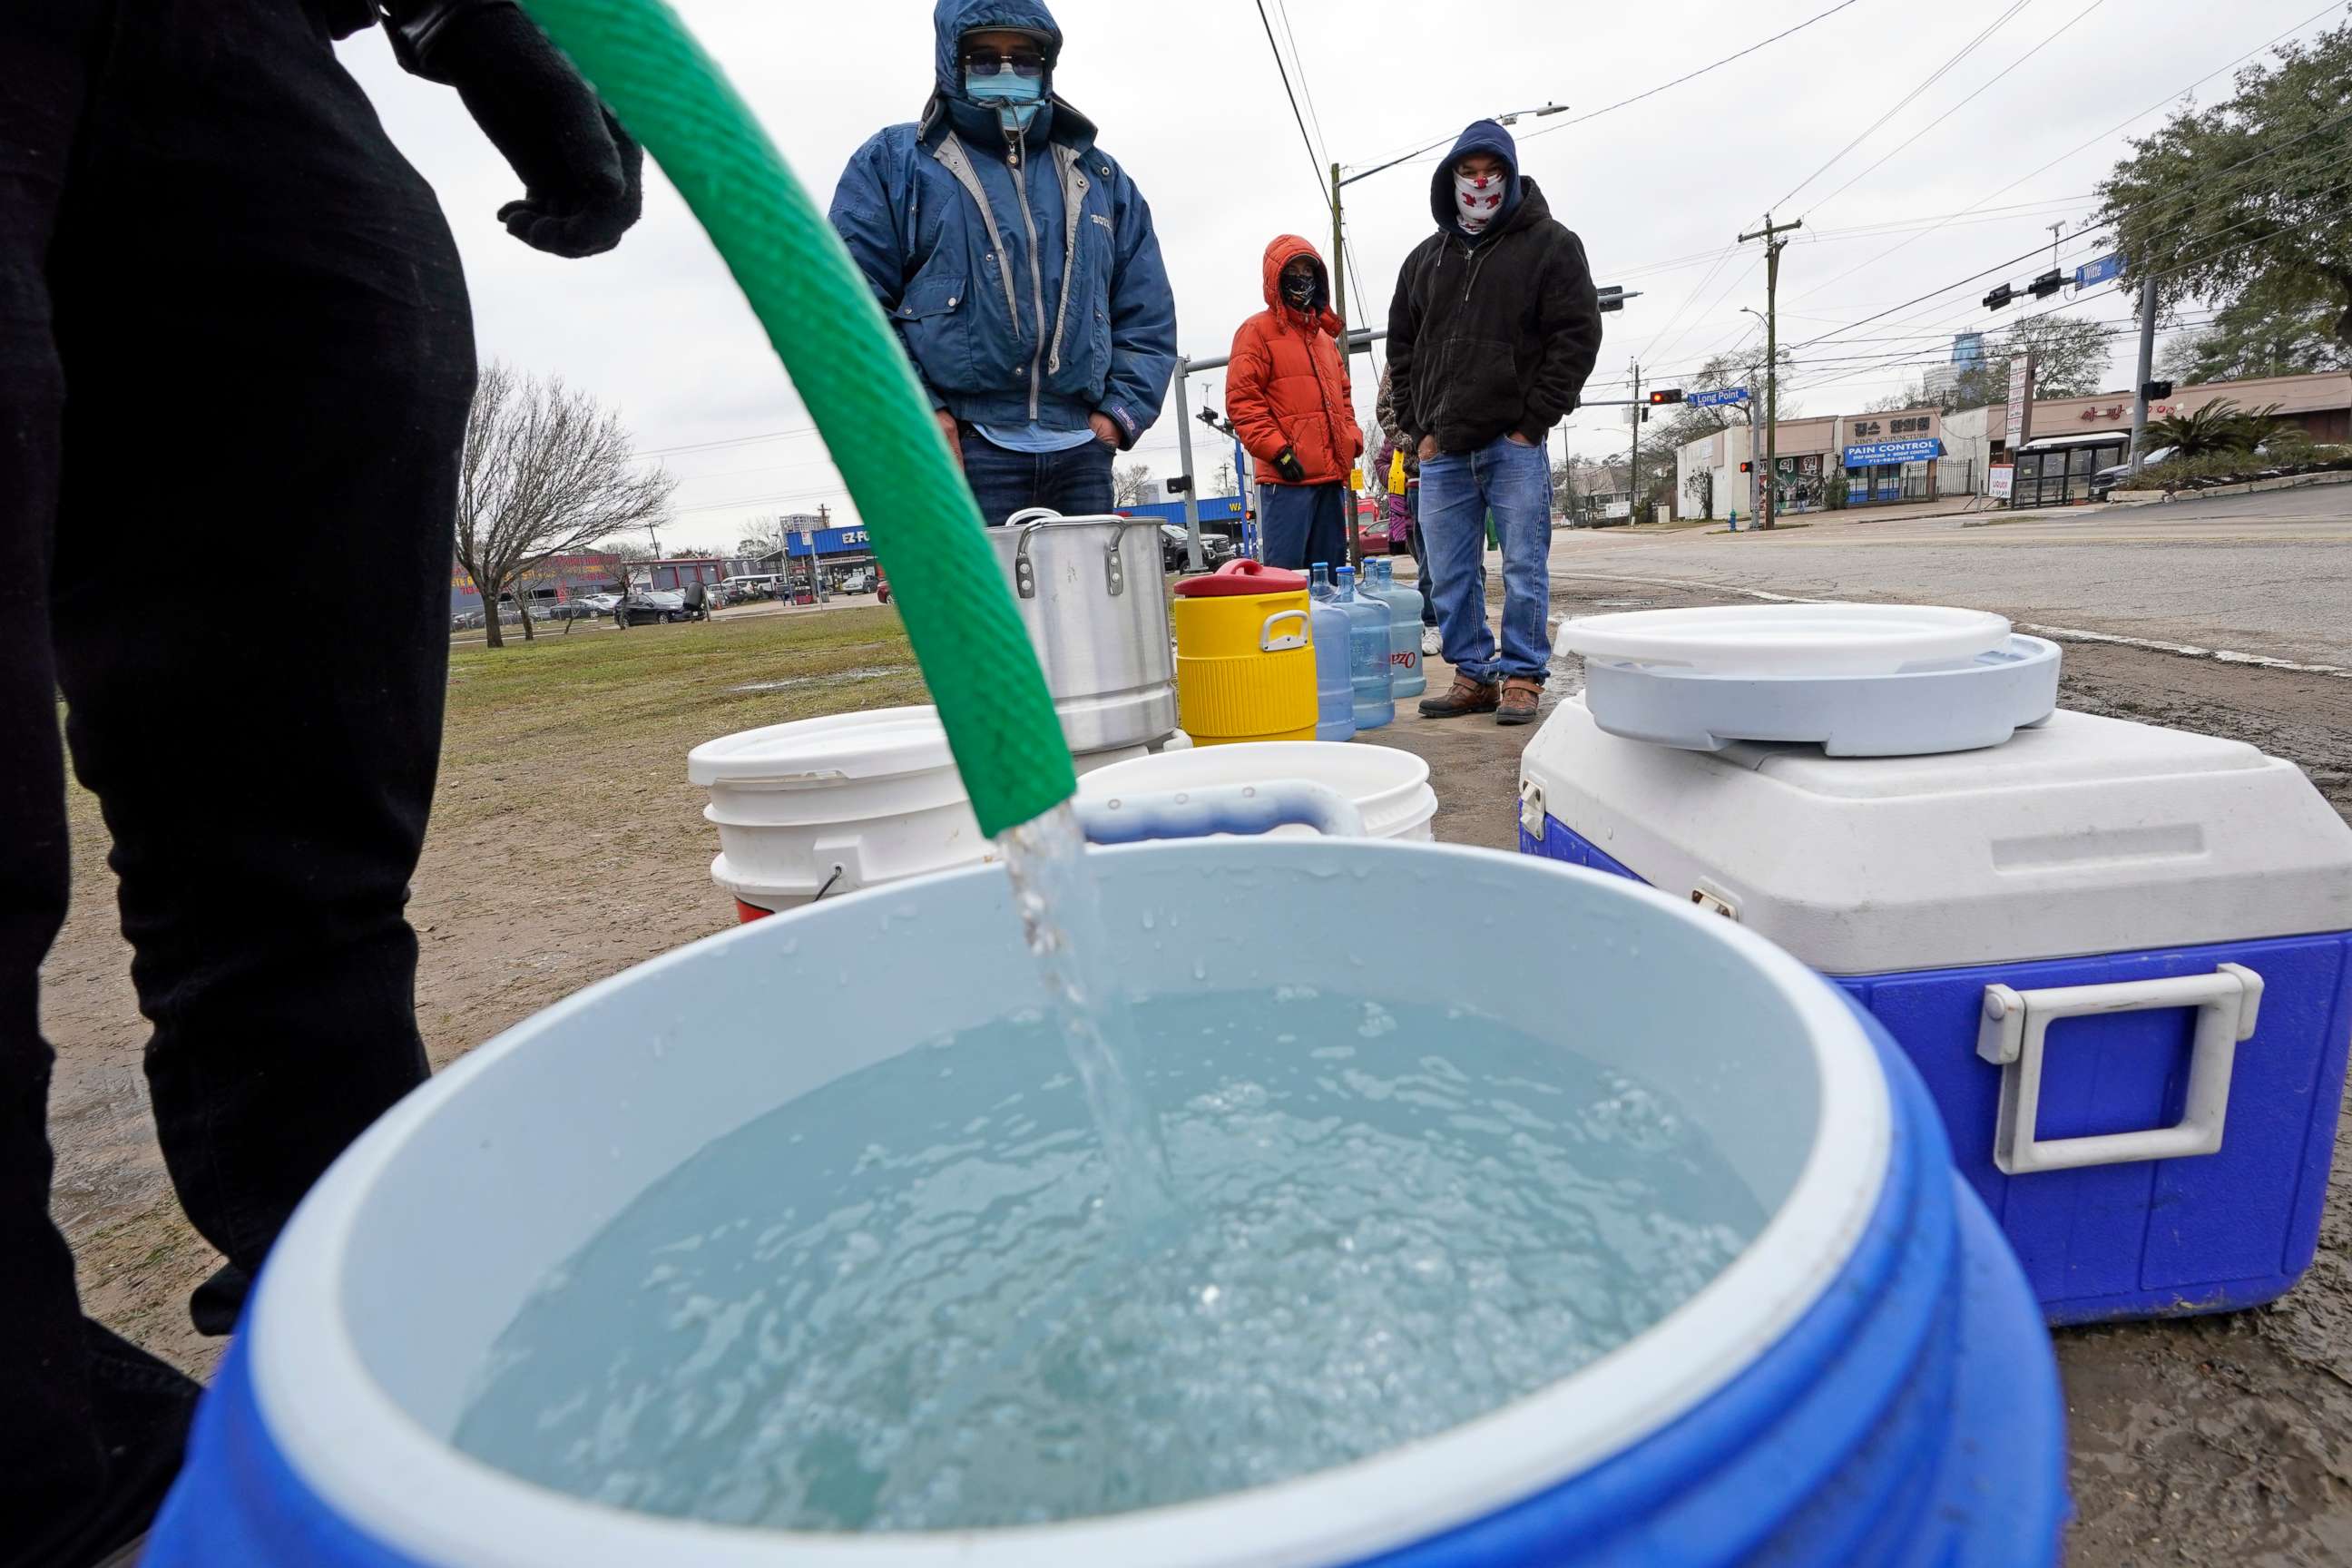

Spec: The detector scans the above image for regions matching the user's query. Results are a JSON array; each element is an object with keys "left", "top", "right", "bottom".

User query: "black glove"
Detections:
[
  {"left": 1273, "top": 446, "right": 1307, "bottom": 484},
  {"left": 416, "top": 3, "right": 643, "bottom": 258}
]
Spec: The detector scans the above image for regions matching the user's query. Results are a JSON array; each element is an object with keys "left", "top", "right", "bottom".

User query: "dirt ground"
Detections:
[{"left": 36, "top": 579, "right": 2352, "bottom": 1562}]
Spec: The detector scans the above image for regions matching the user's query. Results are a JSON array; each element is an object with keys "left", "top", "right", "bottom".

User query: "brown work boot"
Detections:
[
  {"left": 1496, "top": 676, "right": 1544, "bottom": 726},
  {"left": 1418, "top": 673, "right": 1501, "bottom": 719}
]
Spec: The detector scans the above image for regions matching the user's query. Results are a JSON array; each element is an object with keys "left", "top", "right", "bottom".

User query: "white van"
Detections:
[{"left": 720, "top": 573, "right": 782, "bottom": 601}]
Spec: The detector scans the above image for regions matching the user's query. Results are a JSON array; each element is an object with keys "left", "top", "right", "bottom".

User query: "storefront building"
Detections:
[{"left": 1839, "top": 409, "right": 1943, "bottom": 505}]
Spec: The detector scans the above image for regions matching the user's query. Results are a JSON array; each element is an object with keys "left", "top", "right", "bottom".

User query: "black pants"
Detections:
[{"left": 2, "top": 5, "right": 473, "bottom": 1562}]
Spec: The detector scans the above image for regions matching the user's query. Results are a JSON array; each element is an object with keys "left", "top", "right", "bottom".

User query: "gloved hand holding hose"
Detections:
[{"left": 391, "top": 0, "right": 644, "bottom": 258}]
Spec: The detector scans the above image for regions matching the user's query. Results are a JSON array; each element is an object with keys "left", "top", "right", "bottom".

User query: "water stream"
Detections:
[{"left": 991, "top": 800, "right": 1178, "bottom": 1223}]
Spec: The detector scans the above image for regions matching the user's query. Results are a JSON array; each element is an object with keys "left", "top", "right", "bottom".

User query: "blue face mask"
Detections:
[{"left": 965, "top": 70, "right": 1044, "bottom": 133}]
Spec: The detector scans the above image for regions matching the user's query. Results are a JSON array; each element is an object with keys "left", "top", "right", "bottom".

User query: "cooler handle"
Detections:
[
  {"left": 1074, "top": 780, "right": 1365, "bottom": 845},
  {"left": 1260, "top": 608, "right": 1308, "bottom": 652},
  {"left": 1975, "top": 964, "right": 2263, "bottom": 1175}
]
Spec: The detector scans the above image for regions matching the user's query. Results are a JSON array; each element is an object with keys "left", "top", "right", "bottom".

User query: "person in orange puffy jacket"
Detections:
[{"left": 1225, "top": 236, "right": 1363, "bottom": 571}]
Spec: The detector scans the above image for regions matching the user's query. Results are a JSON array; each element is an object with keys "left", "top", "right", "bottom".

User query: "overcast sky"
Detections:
[{"left": 344, "top": 0, "right": 2344, "bottom": 547}]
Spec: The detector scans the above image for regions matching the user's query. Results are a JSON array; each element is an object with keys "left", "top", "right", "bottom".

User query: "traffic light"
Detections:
[
  {"left": 2141, "top": 379, "right": 2174, "bottom": 401},
  {"left": 1739, "top": 460, "right": 1754, "bottom": 474},
  {"left": 1598, "top": 285, "right": 1625, "bottom": 313},
  {"left": 1648, "top": 388, "right": 1685, "bottom": 405},
  {"left": 2028, "top": 269, "right": 2063, "bottom": 299},
  {"left": 1983, "top": 284, "right": 2014, "bottom": 311}
]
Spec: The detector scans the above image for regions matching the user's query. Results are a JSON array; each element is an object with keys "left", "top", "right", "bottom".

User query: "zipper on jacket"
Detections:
[{"left": 1007, "top": 132, "right": 1049, "bottom": 421}]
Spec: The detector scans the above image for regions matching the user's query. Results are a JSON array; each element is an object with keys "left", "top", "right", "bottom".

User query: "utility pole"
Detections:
[
  {"left": 2128, "top": 274, "right": 2157, "bottom": 480},
  {"left": 1738, "top": 212, "right": 1802, "bottom": 529},
  {"left": 2047, "top": 221, "right": 2065, "bottom": 272},
  {"left": 1628, "top": 359, "right": 1641, "bottom": 525},
  {"left": 1329, "top": 161, "right": 1365, "bottom": 570}
]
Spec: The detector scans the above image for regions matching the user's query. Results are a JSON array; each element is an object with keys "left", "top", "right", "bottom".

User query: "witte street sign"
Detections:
[
  {"left": 2074, "top": 253, "right": 2122, "bottom": 289},
  {"left": 1688, "top": 387, "right": 1749, "bottom": 408}
]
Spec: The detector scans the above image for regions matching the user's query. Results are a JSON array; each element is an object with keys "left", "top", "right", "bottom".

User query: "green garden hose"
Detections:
[{"left": 514, "top": 0, "right": 1075, "bottom": 836}]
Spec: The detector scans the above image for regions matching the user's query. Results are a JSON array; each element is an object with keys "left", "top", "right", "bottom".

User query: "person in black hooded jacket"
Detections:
[
  {"left": 1, "top": 5, "right": 639, "bottom": 1563},
  {"left": 1385, "top": 119, "right": 1601, "bottom": 726}
]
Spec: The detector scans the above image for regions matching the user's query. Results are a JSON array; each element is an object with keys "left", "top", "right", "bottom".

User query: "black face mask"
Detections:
[{"left": 1281, "top": 271, "right": 1319, "bottom": 309}]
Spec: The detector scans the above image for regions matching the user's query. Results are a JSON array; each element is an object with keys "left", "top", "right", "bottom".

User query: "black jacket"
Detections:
[{"left": 1386, "top": 134, "right": 1602, "bottom": 456}]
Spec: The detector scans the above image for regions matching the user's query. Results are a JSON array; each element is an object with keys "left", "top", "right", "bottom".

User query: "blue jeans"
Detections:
[
  {"left": 1257, "top": 481, "right": 1348, "bottom": 572},
  {"left": 959, "top": 429, "right": 1114, "bottom": 525},
  {"left": 1417, "top": 435, "right": 1553, "bottom": 683}
]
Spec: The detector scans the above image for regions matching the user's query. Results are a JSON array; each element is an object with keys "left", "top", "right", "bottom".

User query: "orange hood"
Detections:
[{"left": 1261, "top": 234, "right": 1340, "bottom": 332}]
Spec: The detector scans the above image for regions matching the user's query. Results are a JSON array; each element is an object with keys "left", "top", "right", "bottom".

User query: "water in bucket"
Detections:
[{"left": 452, "top": 984, "right": 1762, "bottom": 1531}]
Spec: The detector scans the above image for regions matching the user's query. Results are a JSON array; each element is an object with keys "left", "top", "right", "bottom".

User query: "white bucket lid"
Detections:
[
  {"left": 1559, "top": 603, "right": 2011, "bottom": 678},
  {"left": 1076, "top": 740, "right": 1436, "bottom": 839},
  {"left": 688, "top": 706, "right": 955, "bottom": 788}
]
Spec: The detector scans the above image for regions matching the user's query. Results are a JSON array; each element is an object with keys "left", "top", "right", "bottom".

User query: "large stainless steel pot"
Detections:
[{"left": 984, "top": 508, "right": 1177, "bottom": 756}]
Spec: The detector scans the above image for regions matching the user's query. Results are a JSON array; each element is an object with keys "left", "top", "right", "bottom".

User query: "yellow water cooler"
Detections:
[{"left": 1171, "top": 560, "right": 1318, "bottom": 746}]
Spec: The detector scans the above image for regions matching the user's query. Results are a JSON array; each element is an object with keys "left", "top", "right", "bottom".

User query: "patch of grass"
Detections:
[{"left": 434, "top": 607, "right": 929, "bottom": 838}]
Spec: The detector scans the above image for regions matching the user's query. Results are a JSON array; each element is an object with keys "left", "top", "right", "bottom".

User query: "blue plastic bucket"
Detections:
[{"left": 148, "top": 842, "right": 2065, "bottom": 1565}]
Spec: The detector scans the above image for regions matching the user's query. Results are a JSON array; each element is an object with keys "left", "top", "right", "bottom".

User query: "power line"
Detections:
[
  {"left": 1519, "top": 0, "right": 1871, "bottom": 145},
  {"left": 1269, "top": 0, "right": 1329, "bottom": 169},
  {"left": 1804, "top": 0, "right": 2105, "bottom": 219},
  {"left": 1775, "top": 0, "right": 2033, "bottom": 211},
  {"left": 1251, "top": 0, "right": 1327, "bottom": 197},
  {"left": 634, "top": 422, "right": 821, "bottom": 459},
  {"left": 1787, "top": 113, "right": 2352, "bottom": 358},
  {"left": 1790, "top": 0, "right": 2349, "bottom": 302}
]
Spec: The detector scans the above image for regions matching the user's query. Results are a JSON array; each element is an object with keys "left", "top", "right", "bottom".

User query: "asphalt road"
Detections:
[{"left": 1547, "top": 485, "right": 2352, "bottom": 665}]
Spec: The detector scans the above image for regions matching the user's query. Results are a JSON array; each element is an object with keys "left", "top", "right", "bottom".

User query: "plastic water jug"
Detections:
[
  {"left": 1336, "top": 566, "right": 1394, "bottom": 730},
  {"left": 1308, "top": 564, "right": 1355, "bottom": 741},
  {"left": 1171, "top": 561, "right": 1317, "bottom": 746},
  {"left": 1367, "top": 557, "right": 1426, "bottom": 700}
]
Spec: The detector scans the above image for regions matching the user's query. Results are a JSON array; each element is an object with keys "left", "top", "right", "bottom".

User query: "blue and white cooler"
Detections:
[{"left": 1520, "top": 650, "right": 2352, "bottom": 1325}]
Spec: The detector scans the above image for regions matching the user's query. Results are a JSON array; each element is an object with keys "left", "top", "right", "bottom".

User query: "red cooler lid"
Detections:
[{"left": 1171, "top": 559, "right": 1308, "bottom": 597}]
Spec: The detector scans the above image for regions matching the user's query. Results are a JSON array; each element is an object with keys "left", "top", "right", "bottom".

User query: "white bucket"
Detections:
[
  {"left": 689, "top": 708, "right": 993, "bottom": 912},
  {"left": 1075, "top": 740, "right": 1438, "bottom": 842}
]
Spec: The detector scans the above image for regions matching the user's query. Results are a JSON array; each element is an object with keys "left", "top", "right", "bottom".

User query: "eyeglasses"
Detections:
[{"left": 961, "top": 50, "right": 1046, "bottom": 79}]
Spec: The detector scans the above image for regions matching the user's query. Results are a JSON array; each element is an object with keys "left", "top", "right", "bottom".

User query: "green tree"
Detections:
[
  {"left": 2160, "top": 279, "right": 2348, "bottom": 383},
  {"left": 2098, "top": 21, "right": 2352, "bottom": 349},
  {"left": 2146, "top": 397, "right": 2279, "bottom": 456}
]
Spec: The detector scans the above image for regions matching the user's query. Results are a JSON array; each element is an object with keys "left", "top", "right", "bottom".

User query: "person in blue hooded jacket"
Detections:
[{"left": 830, "top": 0, "right": 1178, "bottom": 527}]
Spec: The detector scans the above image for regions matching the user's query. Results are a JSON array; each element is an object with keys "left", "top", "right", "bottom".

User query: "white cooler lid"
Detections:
[
  {"left": 687, "top": 706, "right": 954, "bottom": 788},
  {"left": 1558, "top": 603, "right": 2010, "bottom": 677},
  {"left": 1520, "top": 697, "right": 2352, "bottom": 974}
]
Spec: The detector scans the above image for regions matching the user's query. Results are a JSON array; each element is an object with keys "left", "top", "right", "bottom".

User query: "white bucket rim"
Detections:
[
  {"left": 687, "top": 707, "right": 955, "bottom": 789},
  {"left": 248, "top": 842, "right": 1889, "bottom": 1568},
  {"left": 1076, "top": 742, "right": 1436, "bottom": 838}
]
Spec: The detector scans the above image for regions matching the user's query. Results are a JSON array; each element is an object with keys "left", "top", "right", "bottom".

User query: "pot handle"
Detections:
[
  {"left": 1259, "top": 608, "right": 1308, "bottom": 652},
  {"left": 1074, "top": 780, "right": 1366, "bottom": 845}
]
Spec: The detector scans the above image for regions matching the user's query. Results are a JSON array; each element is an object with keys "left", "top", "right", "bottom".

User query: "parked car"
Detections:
[
  {"left": 613, "top": 589, "right": 689, "bottom": 628},
  {"left": 573, "top": 592, "right": 622, "bottom": 614},
  {"left": 1160, "top": 524, "right": 1237, "bottom": 573},
  {"left": 450, "top": 608, "right": 485, "bottom": 632},
  {"left": 2091, "top": 446, "right": 2178, "bottom": 501}
]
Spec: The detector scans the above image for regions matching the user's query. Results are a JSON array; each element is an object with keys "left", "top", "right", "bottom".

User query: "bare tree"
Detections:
[
  {"left": 1112, "top": 461, "right": 1156, "bottom": 506},
  {"left": 456, "top": 362, "right": 676, "bottom": 649},
  {"left": 1212, "top": 457, "right": 1236, "bottom": 495}
]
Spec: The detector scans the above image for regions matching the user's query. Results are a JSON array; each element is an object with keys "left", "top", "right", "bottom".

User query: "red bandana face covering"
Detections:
[{"left": 1455, "top": 169, "right": 1505, "bottom": 233}]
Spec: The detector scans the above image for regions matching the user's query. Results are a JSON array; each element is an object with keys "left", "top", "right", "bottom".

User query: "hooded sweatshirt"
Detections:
[
  {"left": 1224, "top": 238, "right": 1363, "bottom": 487},
  {"left": 827, "top": 0, "right": 1177, "bottom": 447},
  {"left": 1384, "top": 121, "right": 1603, "bottom": 456}
]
